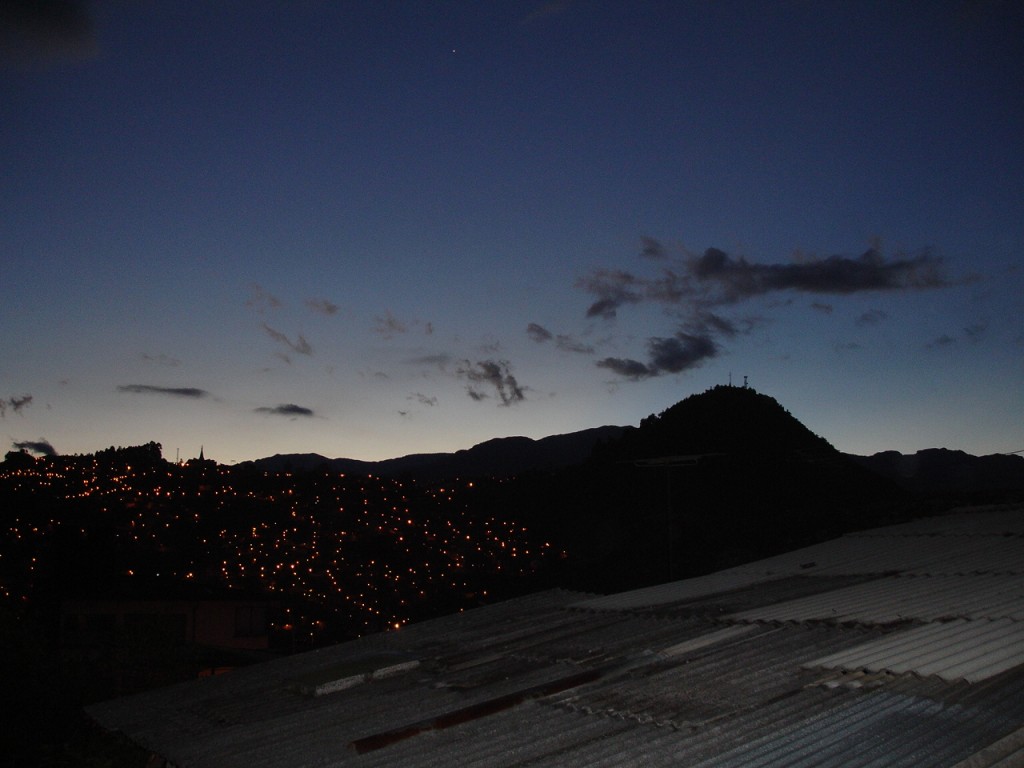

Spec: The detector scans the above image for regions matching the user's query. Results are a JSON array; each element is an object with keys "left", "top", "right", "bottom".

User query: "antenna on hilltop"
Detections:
[{"left": 743, "top": 375, "right": 748, "bottom": 388}]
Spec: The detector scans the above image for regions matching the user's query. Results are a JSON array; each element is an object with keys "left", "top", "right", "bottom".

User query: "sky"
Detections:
[{"left": 2, "top": 1, "right": 1022, "bottom": 464}]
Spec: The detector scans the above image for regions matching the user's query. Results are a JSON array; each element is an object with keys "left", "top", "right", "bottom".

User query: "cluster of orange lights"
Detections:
[{"left": 0, "top": 457, "right": 560, "bottom": 641}]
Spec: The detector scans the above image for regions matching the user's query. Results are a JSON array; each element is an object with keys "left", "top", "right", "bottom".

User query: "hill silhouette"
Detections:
[
  {"left": 481, "top": 386, "right": 910, "bottom": 592},
  {"left": 848, "top": 448, "right": 1024, "bottom": 496},
  {"left": 594, "top": 384, "right": 836, "bottom": 462},
  {"left": 242, "top": 426, "right": 628, "bottom": 480}
]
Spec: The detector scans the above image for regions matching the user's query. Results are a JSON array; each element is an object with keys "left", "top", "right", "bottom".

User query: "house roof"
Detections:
[{"left": 87, "top": 503, "right": 1024, "bottom": 767}]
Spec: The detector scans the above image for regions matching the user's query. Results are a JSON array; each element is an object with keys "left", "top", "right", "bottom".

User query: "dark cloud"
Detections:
[
  {"left": 1, "top": 0, "right": 94, "bottom": 64},
  {"left": 13, "top": 438, "right": 56, "bottom": 457},
  {"left": 118, "top": 385, "right": 209, "bottom": 398},
  {"left": 457, "top": 359, "right": 525, "bottom": 405},
  {"left": 640, "top": 236, "right": 667, "bottom": 259},
  {"left": 685, "top": 311, "right": 741, "bottom": 339},
  {"left": 405, "top": 353, "right": 453, "bottom": 369},
  {"left": 597, "top": 333, "right": 717, "bottom": 380},
  {"left": 964, "top": 323, "right": 986, "bottom": 341},
  {"left": 555, "top": 335, "right": 594, "bottom": 354},
  {"left": 596, "top": 357, "right": 653, "bottom": 380},
  {"left": 856, "top": 309, "right": 889, "bottom": 326},
  {"left": 262, "top": 323, "right": 312, "bottom": 356},
  {"left": 928, "top": 334, "right": 957, "bottom": 349},
  {"left": 577, "top": 269, "right": 643, "bottom": 319},
  {"left": 0, "top": 394, "right": 33, "bottom": 418},
  {"left": 527, "top": 323, "right": 594, "bottom": 353},
  {"left": 579, "top": 246, "right": 949, "bottom": 320},
  {"left": 578, "top": 242, "right": 953, "bottom": 385},
  {"left": 305, "top": 298, "right": 339, "bottom": 316},
  {"left": 409, "top": 392, "right": 438, "bottom": 407},
  {"left": 648, "top": 334, "right": 717, "bottom": 373},
  {"left": 246, "top": 284, "right": 282, "bottom": 313},
  {"left": 254, "top": 404, "right": 315, "bottom": 418},
  {"left": 691, "top": 247, "right": 948, "bottom": 302},
  {"left": 374, "top": 311, "right": 407, "bottom": 339},
  {"left": 527, "top": 323, "right": 554, "bottom": 343}
]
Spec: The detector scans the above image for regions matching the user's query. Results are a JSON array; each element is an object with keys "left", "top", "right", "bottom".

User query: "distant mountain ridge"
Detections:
[
  {"left": 847, "top": 448, "right": 1024, "bottom": 494},
  {"left": 240, "top": 387, "right": 1024, "bottom": 495},
  {"left": 241, "top": 425, "right": 629, "bottom": 480}
]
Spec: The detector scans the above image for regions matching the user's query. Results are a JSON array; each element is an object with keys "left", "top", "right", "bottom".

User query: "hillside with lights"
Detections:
[{"left": 0, "top": 444, "right": 556, "bottom": 648}]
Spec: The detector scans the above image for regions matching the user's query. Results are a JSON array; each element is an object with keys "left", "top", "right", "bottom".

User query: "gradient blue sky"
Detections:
[{"left": 3, "top": 1, "right": 1022, "bottom": 463}]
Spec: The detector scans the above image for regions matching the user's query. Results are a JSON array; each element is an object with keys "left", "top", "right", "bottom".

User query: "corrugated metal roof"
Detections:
[
  {"left": 574, "top": 508, "right": 1024, "bottom": 613},
  {"left": 87, "top": 504, "right": 1024, "bottom": 768},
  {"left": 806, "top": 618, "right": 1024, "bottom": 683},
  {"left": 728, "top": 573, "right": 1024, "bottom": 624}
]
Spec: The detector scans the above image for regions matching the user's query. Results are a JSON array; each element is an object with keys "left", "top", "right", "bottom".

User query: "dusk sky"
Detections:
[{"left": 3, "top": 1, "right": 1022, "bottom": 464}]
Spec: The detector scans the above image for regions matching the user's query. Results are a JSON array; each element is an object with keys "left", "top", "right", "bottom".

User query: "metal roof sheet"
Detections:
[
  {"left": 86, "top": 505, "right": 1024, "bottom": 768},
  {"left": 576, "top": 508, "right": 1024, "bottom": 613},
  {"left": 727, "top": 573, "right": 1024, "bottom": 624},
  {"left": 805, "top": 618, "right": 1024, "bottom": 683}
]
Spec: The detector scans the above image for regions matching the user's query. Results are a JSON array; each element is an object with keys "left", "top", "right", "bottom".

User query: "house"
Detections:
[{"left": 87, "top": 503, "right": 1024, "bottom": 767}]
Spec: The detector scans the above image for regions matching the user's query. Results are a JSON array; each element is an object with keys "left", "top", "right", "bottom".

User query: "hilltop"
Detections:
[{"left": 486, "top": 387, "right": 910, "bottom": 590}]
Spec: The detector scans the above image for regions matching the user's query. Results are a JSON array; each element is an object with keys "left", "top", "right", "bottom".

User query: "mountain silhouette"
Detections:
[
  {"left": 594, "top": 384, "right": 836, "bottom": 462},
  {"left": 242, "top": 426, "right": 628, "bottom": 480},
  {"left": 449, "top": 386, "right": 909, "bottom": 592},
  {"left": 848, "top": 448, "right": 1024, "bottom": 494},
  {"left": 237, "top": 385, "right": 1021, "bottom": 593}
]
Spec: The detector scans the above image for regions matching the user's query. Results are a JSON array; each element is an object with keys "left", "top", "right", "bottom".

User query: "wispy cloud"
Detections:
[
  {"left": 555, "top": 335, "right": 594, "bottom": 354},
  {"left": 527, "top": 323, "right": 554, "bottom": 343},
  {"left": 0, "top": 394, "right": 33, "bottom": 418},
  {"left": 579, "top": 242, "right": 954, "bottom": 380},
  {"left": 927, "top": 334, "right": 957, "bottom": 349},
  {"left": 261, "top": 323, "right": 312, "bottom": 356},
  {"left": 640, "top": 235, "right": 667, "bottom": 259},
  {"left": 305, "top": 298, "right": 339, "bottom": 316},
  {"left": 856, "top": 309, "right": 889, "bottom": 326},
  {"left": 374, "top": 310, "right": 408, "bottom": 339},
  {"left": 964, "top": 323, "right": 986, "bottom": 342},
  {"left": 254, "top": 403, "right": 315, "bottom": 418},
  {"left": 457, "top": 359, "right": 526, "bottom": 405},
  {"left": 246, "top": 284, "right": 282, "bottom": 313},
  {"left": 581, "top": 246, "right": 949, "bottom": 321},
  {"left": 142, "top": 353, "right": 181, "bottom": 367},
  {"left": 118, "top": 385, "right": 209, "bottom": 398},
  {"left": 689, "top": 246, "right": 948, "bottom": 303},
  {"left": 405, "top": 353, "right": 453, "bottom": 370},
  {"left": 409, "top": 392, "right": 438, "bottom": 407},
  {"left": 577, "top": 269, "right": 644, "bottom": 319},
  {"left": 527, "top": 323, "right": 595, "bottom": 354},
  {"left": 12, "top": 438, "right": 56, "bottom": 457}
]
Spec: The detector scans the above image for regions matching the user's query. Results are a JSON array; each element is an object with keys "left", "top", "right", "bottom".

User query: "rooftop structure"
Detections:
[{"left": 88, "top": 504, "right": 1024, "bottom": 767}]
